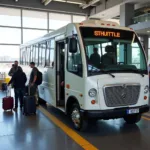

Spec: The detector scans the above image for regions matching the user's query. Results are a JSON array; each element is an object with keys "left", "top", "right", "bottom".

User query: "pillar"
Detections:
[
  {"left": 120, "top": 3, "right": 134, "bottom": 27},
  {"left": 139, "top": 35, "right": 149, "bottom": 60}
]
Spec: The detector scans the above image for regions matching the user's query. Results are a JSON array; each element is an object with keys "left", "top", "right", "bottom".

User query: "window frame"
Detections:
[{"left": 39, "top": 42, "right": 46, "bottom": 67}]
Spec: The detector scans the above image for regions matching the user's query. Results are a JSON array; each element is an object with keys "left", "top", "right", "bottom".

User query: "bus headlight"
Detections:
[
  {"left": 144, "top": 85, "right": 149, "bottom": 94},
  {"left": 88, "top": 88, "right": 97, "bottom": 97}
]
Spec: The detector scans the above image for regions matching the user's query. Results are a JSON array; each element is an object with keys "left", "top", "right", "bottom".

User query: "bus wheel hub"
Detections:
[{"left": 72, "top": 109, "right": 80, "bottom": 126}]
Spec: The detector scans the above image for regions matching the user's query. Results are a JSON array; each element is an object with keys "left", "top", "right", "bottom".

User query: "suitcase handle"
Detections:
[
  {"left": 28, "top": 85, "right": 31, "bottom": 96},
  {"left": 6, "top": 85, "right": 11, "bottom": 97}
]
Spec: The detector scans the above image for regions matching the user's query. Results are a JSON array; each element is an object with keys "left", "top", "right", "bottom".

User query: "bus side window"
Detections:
[
  {"left": 26, "top": 47, "right": 30, "bottom": 65},
  {"left": 39, "top": 44, "right": 42, "bottom": 66},
  {"left": 20, "top": 48, "right": 23, "bottom": 65},
  {"left": 46, "top": 41, "right": 50, "bottom": 67},
  {"left": 32, "top": 46, "right": 36, "bottom": 63},
  {"left": 30, "top": 46, "right": 33, "bottom": 62},
  {"left": 49, "top": 39, "right": 55, "bottom": 68},
  {"left": 35, "top": 44, "right": 39, "bottom": 66},
  {"left": 39, "top": 43, "right": 46, "bottom": 67},
  {"left": 67, "top": 38, "right": 82, "bottom": 77},
  {"left": 42, "top": 43, "right": 46, "bottom": 66}
]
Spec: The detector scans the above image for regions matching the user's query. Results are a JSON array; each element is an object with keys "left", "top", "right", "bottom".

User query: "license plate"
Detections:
[{"left": 127, "top": 108, "right": 139, "bottom": 114}]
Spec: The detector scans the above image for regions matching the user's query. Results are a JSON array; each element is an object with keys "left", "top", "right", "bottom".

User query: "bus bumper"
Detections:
[{"left": 80, "top": 105, "right": 149, "bottom": 119}]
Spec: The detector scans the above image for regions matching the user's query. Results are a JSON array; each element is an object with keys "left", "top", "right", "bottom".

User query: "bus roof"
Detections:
[{"left": 20, "top": 20, "right": 133, "bottom": 48}]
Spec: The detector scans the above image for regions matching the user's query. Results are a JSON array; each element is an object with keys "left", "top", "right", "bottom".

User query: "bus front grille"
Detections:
[{"left": 103, "top": 84, "right": 140, "bottom": 107}]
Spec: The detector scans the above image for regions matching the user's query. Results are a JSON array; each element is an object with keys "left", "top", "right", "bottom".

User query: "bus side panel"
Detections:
[
  {"left": 45, "top": 67, "right": 56, "bottom": 106},
  {"left": 38, "top": 67, "right": 56, "bottom": 106},
  {"left": 65, "top": 73, "right": 85, "bottom": 109}
]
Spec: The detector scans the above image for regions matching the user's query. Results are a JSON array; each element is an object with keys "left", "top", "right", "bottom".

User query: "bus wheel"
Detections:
[
  {"left": 71, "top": 103, "right": 88, "bottom": 131},
  {"left": 124, "top": 114, "right": 141, "bottom": 124},
  {"left": 88, "top": 119, "right": 98, "bottom": 125}
]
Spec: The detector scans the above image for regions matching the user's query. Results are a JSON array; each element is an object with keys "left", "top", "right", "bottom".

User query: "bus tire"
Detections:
[
  {"left": 124, "top": 113, "right": 141, "bottom": 124},
  {"left": 71, "top": 103, "right": 88, "bottom": 131},
  {"left": 88, "top": 118, "right": 98, "bottom": 125}
]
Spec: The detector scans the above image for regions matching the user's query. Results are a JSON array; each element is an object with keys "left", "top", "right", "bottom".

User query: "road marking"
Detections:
[
  {"left": 142, "top": 116, "right": 150, "bottom": 121},
  {"left": 38, "top": 106, "right": 98, "bottom": 150}
]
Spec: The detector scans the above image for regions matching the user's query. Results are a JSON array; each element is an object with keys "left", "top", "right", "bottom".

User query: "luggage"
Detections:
[
  {"left": 25, "top": 85, "right": 35, "bottom": 96},
  {"left": 2, "top": 82, "right": 7, "bottom": 91},
  {"left": 2, "top": 87, "right": 14, "bottom": 111},
  {"left": 23, "top": 86, "right": 36, "bottom": 115},
  {"left": 35, "top": 70, "right": 42, "bottom": 85}
]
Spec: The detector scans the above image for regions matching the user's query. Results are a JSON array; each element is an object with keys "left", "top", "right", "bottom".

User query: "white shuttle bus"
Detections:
[{"left": 20, "top": 20, "right": 149, "bottom": 131}]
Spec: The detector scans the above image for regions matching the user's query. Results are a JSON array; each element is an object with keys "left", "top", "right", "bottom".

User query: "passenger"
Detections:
[
  {"left": 60, "top": 51, "right": 65, "bottom": 99},
  {"left": 8, "top": 67, "right": 27, "bottom": 111},
  {"left": 90, "top": 48, "right": 101, "bottom": 67},
  {"left": 14, "top": 60, "right": 23, "bottom": 72},
  {"left": 61, "top": 81, "right": 64, "bottom": 87},
  {"left": 101, "top": 45, "right": 116, "bottom": 65},
  {"left": 8, "top": 64, "right": 15, "bottom": 76},
  {"left": 8, "top": 60, "right": 22, "bottom": 76},
  {"left": 29, "top": 62, "right": 39, "bottom": 105}
]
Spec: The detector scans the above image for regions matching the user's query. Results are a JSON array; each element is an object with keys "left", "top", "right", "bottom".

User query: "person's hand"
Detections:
[
  {"left": 61, "top": 81, "right": 64, "bottom": 87},
  {"left": 31, "top": 83, "right": 34, "bottom": 87}
]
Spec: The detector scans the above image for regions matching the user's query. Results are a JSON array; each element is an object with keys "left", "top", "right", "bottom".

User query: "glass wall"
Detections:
[
  {"left": 23, "top": 10, "right": 47, "bottom": 29},
  {"left": 0, "top": 7, "right": 21, "bottom": 27},
  {"left": 49, "top": 13, "right": 71, "bottom": 30},
  {"left": 23, "top": 29, "right": 47, "bottom": 43},
  {"left": 0, "top": 6, "right": 86, "bottom": 63},
  {"left": 133, "top": 13, "right": 150, "bottom": 24},
  {"left": 73, "top": 15, "right": 86, "bottom": 23}
]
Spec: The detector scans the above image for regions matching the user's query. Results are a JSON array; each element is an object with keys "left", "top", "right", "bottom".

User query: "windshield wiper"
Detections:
[
  {"left": 101, "top": 70, "right": 115, "bottom": 78},
  {"left": 124, "top": 69, "right": 144, "bottom": 77},
  {"left": 132, "top": 70, "right": 144, "bottom": 77}
]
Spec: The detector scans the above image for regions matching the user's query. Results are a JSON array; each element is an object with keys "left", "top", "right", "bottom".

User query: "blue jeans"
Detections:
[{"left": 14, "top": 88, "right": 25, "bottom": 108}]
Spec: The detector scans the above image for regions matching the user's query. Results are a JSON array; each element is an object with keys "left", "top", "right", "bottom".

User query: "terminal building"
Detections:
[{"left": 0, "top": 0, "right": 150, "bottom": 150}]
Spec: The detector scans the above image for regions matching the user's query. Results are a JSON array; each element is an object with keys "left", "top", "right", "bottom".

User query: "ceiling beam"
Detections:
[
  {"left": 42, "top": 0, "right": 52, "bottom": 6},
  {"left": 81, "top": 0, "right": 100, "bottom": 9},
  {"left": 41, "top": 0, "right": 46, "bottom": 3},
  {"left": 0, "top": 0, "right": 89, "bottom": 15},
  {"left": 53, "top": 0, "right": 86, "bottom": 5}
]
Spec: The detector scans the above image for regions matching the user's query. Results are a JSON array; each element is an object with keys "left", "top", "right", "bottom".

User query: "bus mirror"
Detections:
[{"left": 69, "top": 38, "right": 77, "bottom": 53}]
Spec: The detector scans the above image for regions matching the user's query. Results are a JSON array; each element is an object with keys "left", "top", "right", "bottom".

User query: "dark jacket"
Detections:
[{"left": 9, "top": 70, "right": 27, "bottom": 89}]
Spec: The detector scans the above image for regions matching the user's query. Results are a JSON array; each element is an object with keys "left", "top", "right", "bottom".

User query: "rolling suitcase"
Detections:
[
  {"left": 2, "top": 87, "right": 14, "bottom": 111},
  {"left": 23, "top": 86, "right": 36, "bottom": 115}
]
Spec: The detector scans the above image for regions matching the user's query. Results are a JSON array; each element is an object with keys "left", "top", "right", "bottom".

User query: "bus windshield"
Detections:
[{"left": 80, "top": 27, "right": 147, "bottom": 76}]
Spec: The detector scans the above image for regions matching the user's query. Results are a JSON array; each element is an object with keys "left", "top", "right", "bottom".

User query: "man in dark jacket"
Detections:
[
  {"left": 8, "top": 61, "right": 22, "bottom": 77},
  {"left": 8, "top": 68, "right": 27, "bottom": 111}
]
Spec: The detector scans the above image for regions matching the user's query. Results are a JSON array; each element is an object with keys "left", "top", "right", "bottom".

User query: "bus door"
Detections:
[{"left": 56, "top": 41, "right": 65, "bottom": 107}]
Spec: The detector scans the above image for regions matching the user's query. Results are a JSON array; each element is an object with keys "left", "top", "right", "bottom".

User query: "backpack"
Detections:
[{"left": 35, "top": 71, "right": 42, "bottom": 85}]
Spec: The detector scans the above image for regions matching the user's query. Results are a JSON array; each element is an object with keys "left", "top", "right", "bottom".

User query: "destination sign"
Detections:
[{"left": 94, "top": 31, "right": 120, "bottom": 38}]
